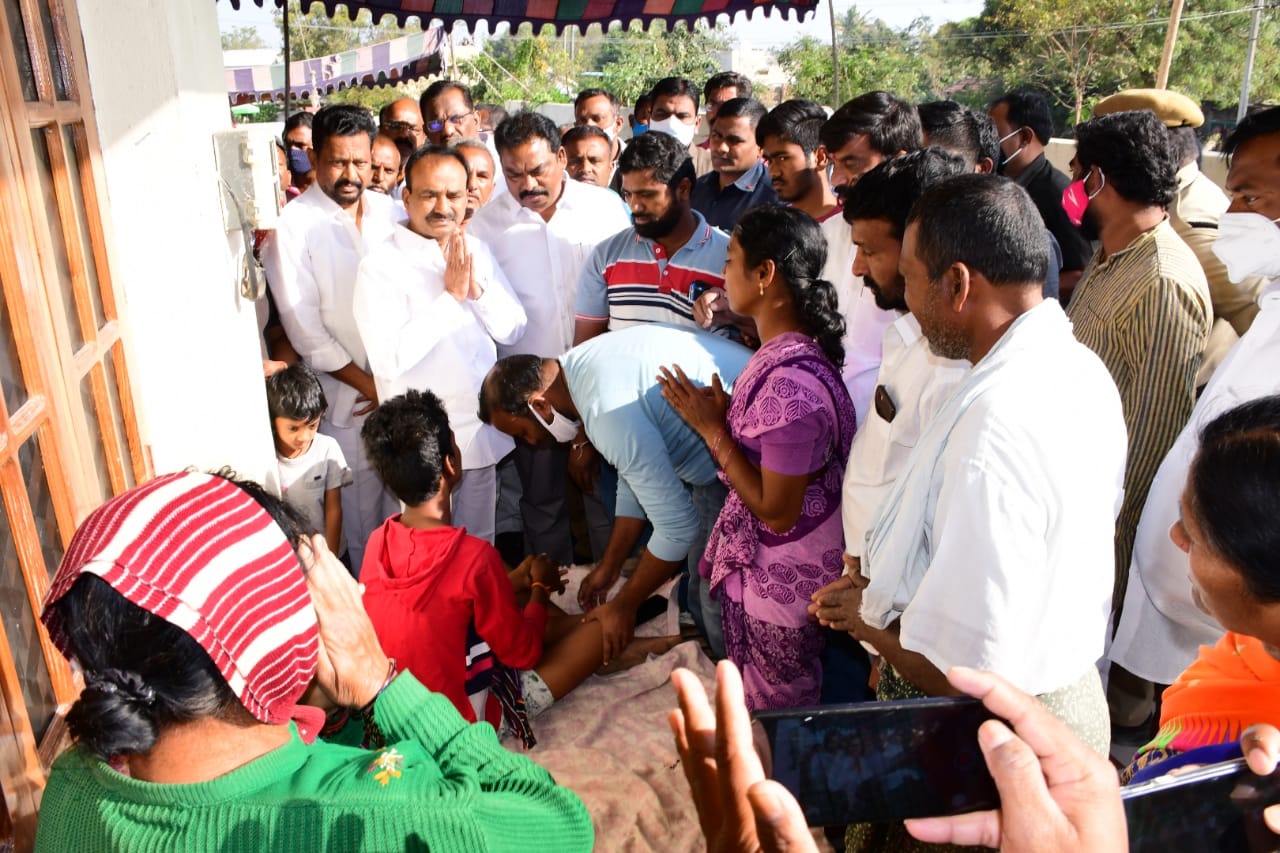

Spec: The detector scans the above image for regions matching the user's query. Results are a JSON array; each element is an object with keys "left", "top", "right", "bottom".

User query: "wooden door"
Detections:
[{"left": 0, "top": 0, "right": 151, "bottom": 847}]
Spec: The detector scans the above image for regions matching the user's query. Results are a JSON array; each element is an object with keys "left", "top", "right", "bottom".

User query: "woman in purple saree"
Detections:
[{"left": 660, "top": 205, "right": 856, "bottom": 711}]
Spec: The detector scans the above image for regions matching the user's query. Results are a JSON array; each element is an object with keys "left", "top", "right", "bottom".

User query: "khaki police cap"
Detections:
[{"left": 1094, "top": 89, "right": 1204, "bottom": 128}]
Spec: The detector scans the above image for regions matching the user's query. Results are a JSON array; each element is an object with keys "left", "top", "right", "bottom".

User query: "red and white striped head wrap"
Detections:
[{"left": 41, "top": 471, "right": 320, "bottom": 725}]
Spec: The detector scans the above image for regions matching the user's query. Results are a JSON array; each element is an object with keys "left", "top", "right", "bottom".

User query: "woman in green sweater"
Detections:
[{"left": 34, "top": 470, "right": 593, "bottom": 852}]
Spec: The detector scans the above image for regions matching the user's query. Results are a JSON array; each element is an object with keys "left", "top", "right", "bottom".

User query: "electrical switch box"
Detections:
[{"left": 213, "top": 126, "right": 283, "bottom": 232}]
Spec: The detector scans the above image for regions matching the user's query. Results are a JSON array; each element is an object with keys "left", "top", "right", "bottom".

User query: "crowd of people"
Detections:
[{"left": 31, "top": 64, "right": 1280, "bottom": 851}]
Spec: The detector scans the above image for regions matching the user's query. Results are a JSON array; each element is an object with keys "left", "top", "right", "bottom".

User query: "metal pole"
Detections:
[
  {"left": 828, "top": 0, "right": 839, "bottom": 106},
  {"left": 283, "top": 0, "right": 291, "bottom": 116},
  {"left": 1238, "top": 0, "right": 1263, "bottom": 121},
  {"left": 1155, "top": 0, "right": 1185, "bottom": 89}
]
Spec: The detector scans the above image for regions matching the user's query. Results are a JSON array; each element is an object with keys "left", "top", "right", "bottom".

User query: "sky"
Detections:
[{"left": 217, "top": 0, "right": 986, "bottom": 52}]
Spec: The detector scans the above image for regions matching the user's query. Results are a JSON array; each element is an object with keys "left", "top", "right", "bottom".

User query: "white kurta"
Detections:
[
  {"left": 864, "top": 300, "right": 1127, "bottom": 695},
  {"left": 469, "top": 176, "right": 631, "bottom": 358},
  {"left": 353, "top": 225, "right": 527, "bottom": 470},
  {"left": 841, "top": 313, "right": 969, "bottom": 558},
  {"left": 1109, "top": 279, "right": 1280, "bottom": 684},
  {"left": 820, "top": 212, "right": 898, "bottom": 428},
  {"left": 262, "top": 183, "right": 404, "bottom": 428}
]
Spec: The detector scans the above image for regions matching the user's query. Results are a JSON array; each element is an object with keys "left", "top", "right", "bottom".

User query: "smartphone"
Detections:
[
  {"left": 754, "top": 696, "right": 1000, "bottom": 826},
  {"left": 1122, "top": 758, "right": 1280, "bottom": 852},
  {"left": 688, "top": 280, "right": 715, "bottom": 302}
]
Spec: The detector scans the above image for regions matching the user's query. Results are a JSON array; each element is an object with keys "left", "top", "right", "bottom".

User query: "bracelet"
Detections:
[
  {"left": 710, "top": 426, "right": 728, "bottom": 462},
  {"left": 571, "top": 440, "right": 590, "bottom": 454},
  {"left": 718, "top": 441, "right": 736, "bottom": 470},
  {"left": 530, "top": 581, "right": 552, "bottom": 593},
  {"left": 357, "top": 657, "right": 398, "bottom": 716}
]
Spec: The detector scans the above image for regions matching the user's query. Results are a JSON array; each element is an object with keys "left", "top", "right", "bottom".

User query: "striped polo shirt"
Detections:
[
  {"left": 1066, "top": 218, "right": 1210, "bottom": 610},
  {"left": 574, "top": 210, "right": 729, "bottom": 332}
]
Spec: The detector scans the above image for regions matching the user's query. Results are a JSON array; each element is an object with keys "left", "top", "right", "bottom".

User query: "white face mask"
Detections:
[
  {"left": 1212, "top": 211, "right": 1280, "bottom": 283},
  {"left": 998, "top": 127, "right": 1025, "bottom": 168},
  {"left": 601, "top": 124, "right": 616, "bottom": 142},
  {"left": 649, "top": 115, "right": 697, "bottom": 148},
  {"left": 528, "top": 401, "right": 581, "bottom": 443}
]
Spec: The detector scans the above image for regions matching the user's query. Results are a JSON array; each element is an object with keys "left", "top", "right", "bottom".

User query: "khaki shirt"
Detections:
[{"left": 1169, "top": 163, "right": 1267, "bottom": 385}]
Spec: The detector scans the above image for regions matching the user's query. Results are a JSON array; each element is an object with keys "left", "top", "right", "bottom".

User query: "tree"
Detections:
[
  {"left": 221, "top": 25, "right": 269, "bottom": 51},
  {"left": 276, "top": 0, "right": 420, "bottom": 60},
  {"left": 462, "top": 25, "right": 578, "bottom": 105},
  {"left": 594, "top": 21, "right": 733, "bottom": 105},
  {"left": 776, "top": 8, "right": 933, "bottom": 106}
]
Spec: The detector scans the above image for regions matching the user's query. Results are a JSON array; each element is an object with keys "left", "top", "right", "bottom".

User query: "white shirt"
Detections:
[
  {"left": 880, "top": 301, "right": 1127, "bottom": 694},
  {"left": 469, "top": 176, "right": 631, "bottom": 358},
  {"left": 820, "top": 212, "right": 898, "bottom": 427},
  {"left": 1110, "top": 279, "right": 1280, "bottom": 684},
  {"left": 262, "top": 183, "right": 404, "bottom": 428},
  {"left": 278, "top": 433, "right": 352, "bottom": 550},
  {"left": 353, "top": 225, "right": 527, "bottom": 469},
  {"left": 841, "top": 313, "right": 969, "bottom": 558}
]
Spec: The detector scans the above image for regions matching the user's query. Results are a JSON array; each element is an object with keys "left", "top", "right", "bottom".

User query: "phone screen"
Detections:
[
  {"left": 1122, "top": 759, "right": 1280, "bottom": 852},
  {"left": 754, "top": 697, "right": 1000, "bottom": 826}
]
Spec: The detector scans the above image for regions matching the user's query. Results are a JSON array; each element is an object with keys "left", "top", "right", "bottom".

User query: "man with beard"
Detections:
[
  {"left": 353, "top": 146, "right": 526, "bottom": 543},
  {"left": 262, "top": 104, "right": 403, "bottom": 569},
  {"left": 811, "top": 175, "right": 1126, "bottom": 851},
  {"left": 752, "top": 98, "right": 898, "bottom": 425},
  {"left": 573, "top": 129, "right": 729, "bottom": 344},
  {"left": 989, "top": 90, "right": 1092, "bottom": 303},
  {"left": 469, "top": 111, "right": 630, "bottom": 567},
  {"left": 800, "top": 149, "right": 970, "bottom": 705},
  {"left": 453, "top": 138, "right": 497, "bottom": 221},
  {"left": 1064, "top": 110, "right": 1210, "bottom": 626}
]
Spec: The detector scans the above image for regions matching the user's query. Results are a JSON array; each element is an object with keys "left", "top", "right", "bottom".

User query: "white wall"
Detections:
[{"left": 75, "top": 1, "right": 278, "bottom": 484}]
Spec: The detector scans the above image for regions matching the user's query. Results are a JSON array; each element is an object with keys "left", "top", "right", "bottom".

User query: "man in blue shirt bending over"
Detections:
[{"left": 479, "top": 324, "right": 751, "bottom": 664}]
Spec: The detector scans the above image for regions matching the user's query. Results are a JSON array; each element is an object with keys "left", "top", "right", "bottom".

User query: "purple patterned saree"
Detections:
[{"left": 701, "top": 332, "right": 857, "bottom": 711}]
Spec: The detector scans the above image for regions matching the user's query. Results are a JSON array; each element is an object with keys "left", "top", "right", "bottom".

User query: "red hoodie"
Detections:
[{"left": 361, "top": 518, "right": 547, "bottom": 724}]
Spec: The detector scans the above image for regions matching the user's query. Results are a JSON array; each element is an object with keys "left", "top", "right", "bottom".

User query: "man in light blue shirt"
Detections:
[{"left": 479, "top": 324, "right": 751, "bottom": 662}]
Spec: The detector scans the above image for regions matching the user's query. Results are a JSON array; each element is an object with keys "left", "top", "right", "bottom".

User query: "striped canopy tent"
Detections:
[
  {"left": 227, "top": 26, "right": 447, "bottom": 102},
  {"left": 222, "top": 0, "right": 817, "bottom": 36}
]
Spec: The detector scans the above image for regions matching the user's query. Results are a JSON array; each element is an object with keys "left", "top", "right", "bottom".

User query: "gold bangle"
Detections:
[{"left": 530, "top": 581, "right": 552, "bottom": 593}]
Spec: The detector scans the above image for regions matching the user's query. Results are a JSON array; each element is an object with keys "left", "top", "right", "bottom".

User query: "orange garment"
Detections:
[{"left": 1144, "top": 631, "right": 1280, "bottom": 755}]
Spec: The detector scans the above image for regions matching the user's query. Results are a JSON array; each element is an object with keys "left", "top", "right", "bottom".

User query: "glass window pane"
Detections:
[
  {"left": 0, "top": 489, "right": 58, "bottom": 741},
  {"left": 29, "top": 127, "right": 83, "bottom": 353},
  {"left": 79, "top": 371, "right": 111, "bottom": 503},
  {"left": 0, "top": 282, "right": 28, "bottom": 415},
  {"left": 103, "top": 346, "right": 135, "bottom": 489},
  {"left": 17, "top": 435, "right": 64, "bottom": 581},
  {"left": 36, "top": 0, "right": 70, "bottom": 100},
  {"left": 60, "top": 125, "right": 104, "bottom": 330},
  {"left": 3, "top": 0, "right": 37, "bottom": 101}
]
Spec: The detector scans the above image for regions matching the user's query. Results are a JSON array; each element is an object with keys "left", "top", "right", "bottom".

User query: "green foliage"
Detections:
[
  {"left": 276, "top": 1, "right": 420, "bottom": 60},
  {"left": 222, "top": 25, "right": 269, "bottom": 51},
  {"left": 595, "top": 21, "right": 733, "bottom": 105},
  {"left": 462, "top": 25, "right": 579, "bottom": 105}
]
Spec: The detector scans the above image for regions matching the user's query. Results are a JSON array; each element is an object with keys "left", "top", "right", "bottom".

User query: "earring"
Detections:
[{"left": 758, "top": 281, "right": 766, "bottom": 296}]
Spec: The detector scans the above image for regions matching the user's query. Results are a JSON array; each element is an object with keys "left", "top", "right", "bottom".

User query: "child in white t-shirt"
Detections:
[{"left": 266, "top": 363, "right": 352, "bottom": 559}]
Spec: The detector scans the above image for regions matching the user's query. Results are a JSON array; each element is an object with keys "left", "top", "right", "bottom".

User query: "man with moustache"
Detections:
[
  {"left": 806, "top": 150, "right": 970, "bottom": 692},
  {"left": 453, "top": 138, "right": 497, "bottom": 221},
  {"left": 353, "top": 146, "right": 526, "bottom": 543},
  {"left": 562, "top": 125, "right": 615, "bottom": 189},
  {"left": 689, "top": 97, "right": 776, "bottom": 231},
  {"left": 751, "top": 98, "right": 897, "bottom": 425},
  {"left": 368, "top": 133, "right": 403, "bottom": 196},
  {"left": 812, "top": 177, "right": 1126, "bottom": 853},
  {"left": 573, "top": 129, "right": 729, "bottom": 343},
  {"left": 469, "top": 111, "right": 630, "bottom": 566},
  {"left": 1064, "top": 110, "right": 1211, "bottom": 624},
  {"left": 263, "top": 104, "right": 403, "bottom": 569}
]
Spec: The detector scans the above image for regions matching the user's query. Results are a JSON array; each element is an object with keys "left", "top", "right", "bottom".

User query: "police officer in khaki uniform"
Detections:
[{"left": 1095, "top": 89, "right": 1266, "bottom": 388}]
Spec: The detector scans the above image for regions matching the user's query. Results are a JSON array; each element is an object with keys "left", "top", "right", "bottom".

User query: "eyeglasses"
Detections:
[
  {"left": 382, "top": 120, "right": 422, "bottom": 133},
  {"left": 426, "top": 112, "right": 475, "bottom": 133}
]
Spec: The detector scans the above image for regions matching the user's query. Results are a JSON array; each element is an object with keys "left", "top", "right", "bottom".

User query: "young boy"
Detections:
[
  {"left": 362, "top": 390, "right": 660, "bottom": 740},
  {"left": 266, "top": 362, "right": 352, "bottom": 560}
]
